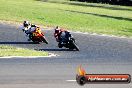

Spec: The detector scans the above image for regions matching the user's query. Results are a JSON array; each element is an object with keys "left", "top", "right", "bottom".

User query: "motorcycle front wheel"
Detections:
[{"left": 40, "top": 36, "right": 48, "bottom": 44}]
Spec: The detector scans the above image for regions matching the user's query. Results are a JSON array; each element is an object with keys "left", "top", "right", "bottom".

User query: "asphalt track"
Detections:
[{"left": 0, "top": 23, "right": 132, "bottom": 88}]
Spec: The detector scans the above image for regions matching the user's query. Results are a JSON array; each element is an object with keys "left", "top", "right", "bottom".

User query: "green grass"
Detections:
[
  {"left": 0, "top": 45, "right": 48, "bottom": 57},
  {"left": 0, "top": 0, "right": 132, "bottom": 36}
]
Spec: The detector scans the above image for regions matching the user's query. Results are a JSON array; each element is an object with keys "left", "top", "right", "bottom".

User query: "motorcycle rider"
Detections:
[
  {"left": 54, "top": 26, "right": 71, "bottom": 45},
  {"left": 54, "top": 26, "right": 79, "bottom": 50},
  {"left": 19, "top": 21, "right": 37, "bottom": 41}
]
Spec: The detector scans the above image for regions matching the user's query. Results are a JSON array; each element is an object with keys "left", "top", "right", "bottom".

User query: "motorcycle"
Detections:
[
  {"left": 57, "top": 32, "right": 79, "bottom": 51},
  {"left": 27, "top": 27, "right": 48, "bottom": 44}
]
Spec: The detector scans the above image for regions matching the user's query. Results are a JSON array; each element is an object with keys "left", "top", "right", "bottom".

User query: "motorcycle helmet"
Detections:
[{"left": 23, "top": 21, "right": 30, "bottom": 27}]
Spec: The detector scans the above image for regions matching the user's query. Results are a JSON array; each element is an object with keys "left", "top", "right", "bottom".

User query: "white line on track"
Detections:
[
  {"left": 0, "top": 56, "right": 49, "bottom": 59},
  {"left": 66, "top": 80, "right": 76, "bottom": 82},
  {"left": 0, "top": 53, "right": 59, "bottom": 59}
]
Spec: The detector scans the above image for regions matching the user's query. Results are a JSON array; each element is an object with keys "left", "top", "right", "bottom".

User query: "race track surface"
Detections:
[{"left": 0, "top": 23, "right": 132, "bottom": 88}]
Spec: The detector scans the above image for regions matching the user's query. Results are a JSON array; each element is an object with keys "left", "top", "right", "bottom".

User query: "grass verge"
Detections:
[
  {"left": 0, "top": 0, "right": 132, "bottom": 37},
  {"left": 0, "top": 45, "right": 48, "bottom": 57}
]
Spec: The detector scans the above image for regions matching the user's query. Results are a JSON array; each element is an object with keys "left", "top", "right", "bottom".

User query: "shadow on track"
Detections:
[
  {"left": 0, "top": 42, "right": 39, "bottom": 44},
  {"left": 36, "top": 49, "right": 76, "bottom": 51}
]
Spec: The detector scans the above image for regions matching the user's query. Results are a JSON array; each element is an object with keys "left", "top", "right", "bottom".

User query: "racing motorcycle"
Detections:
[
  {"left": 27, "top": 27, "right": 48, "bottom": 44},
  {"left": 57, "top": 32, "right": 79, "bottom": 51}
]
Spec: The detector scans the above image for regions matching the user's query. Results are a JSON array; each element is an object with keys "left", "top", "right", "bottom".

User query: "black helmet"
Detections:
[
  {"left": 55, "top": 26, "right": 60, "bottom": 33},
  {"left": 23, "top": 21, "right": 30, "bottom": 27}
]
